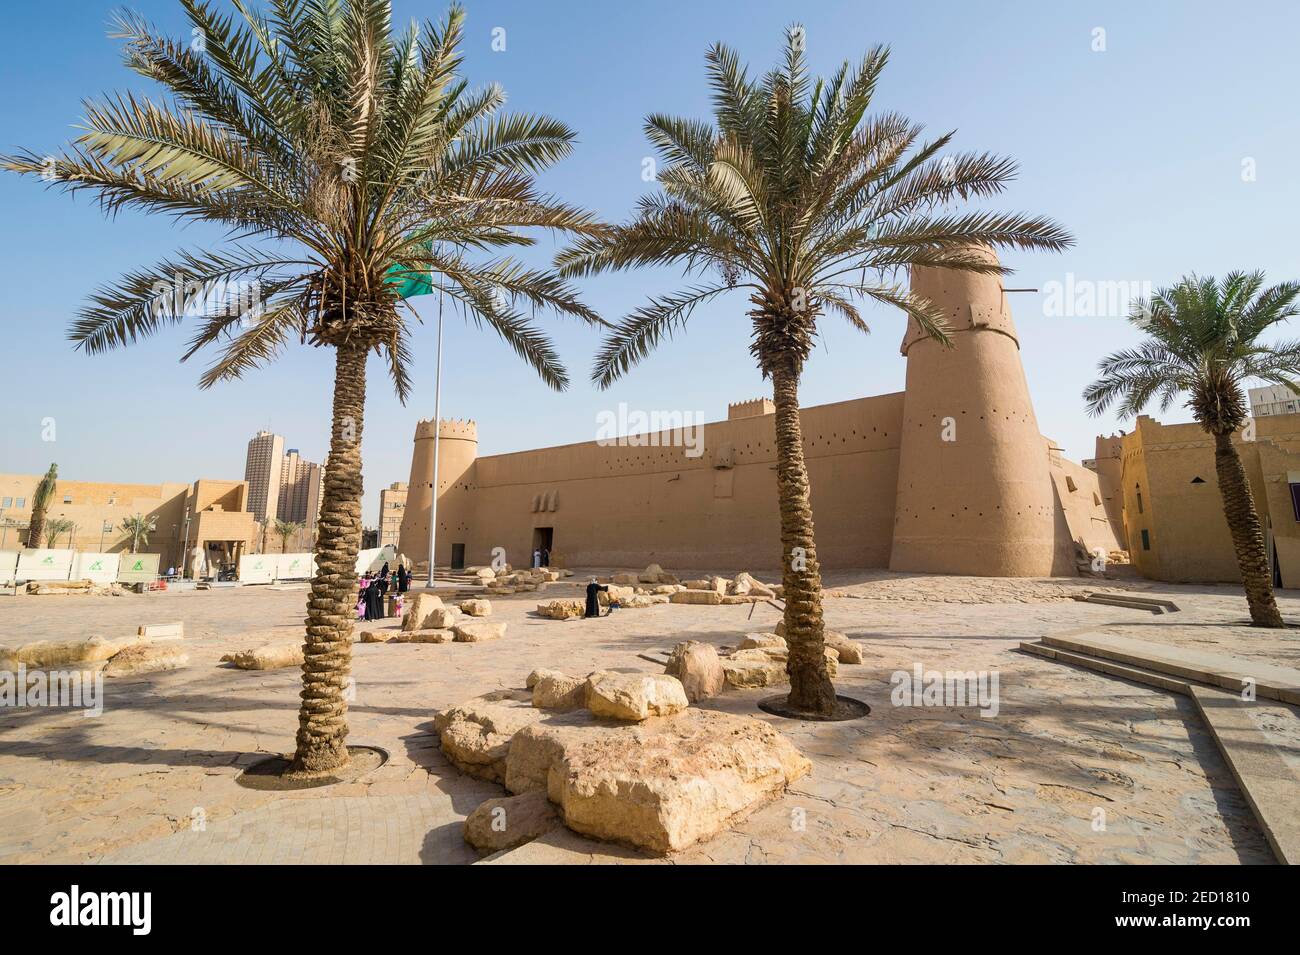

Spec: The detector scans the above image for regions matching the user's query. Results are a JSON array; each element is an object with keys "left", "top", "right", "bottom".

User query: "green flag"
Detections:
[{"left": 385, "top": 239, "right": 435, "bottom": 299}]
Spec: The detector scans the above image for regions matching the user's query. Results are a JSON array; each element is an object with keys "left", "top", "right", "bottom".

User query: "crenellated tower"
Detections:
[
  {"left": 889, "top": 247, "right": 1062, "bottom": 576},
  {"left": 398, "top": 418, "right": 478, "bottom": 568}
]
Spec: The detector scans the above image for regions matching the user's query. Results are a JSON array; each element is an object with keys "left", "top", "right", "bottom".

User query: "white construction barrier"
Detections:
[
  {"left": 17, "top": 548, "right": 76, "bottom": 582},
  {"left": 356, "top": 544, "right": 396, "bottom": 575},
  {"left": 238, "top": 554, "right": 276, "bottom": 584},
  {"left": 0, "top": 551, "right": 17, "bottom": 586},
  {"left": 275, "top": 553, "right": 316, "bottom": 580},
  {"left": 73, "top": 552, "right": 121, "bottom": 584},
  {"left": 116, "top": 553, "right": 161, "bottom": 583}
]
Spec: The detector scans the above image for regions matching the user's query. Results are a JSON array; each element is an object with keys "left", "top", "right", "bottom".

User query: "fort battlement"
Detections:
[
  {"left": 727, "top": 398, "right": 775, "bottom": 420},
  {"left": 414, "top": 418, "right": 478, "bottom": 442}
]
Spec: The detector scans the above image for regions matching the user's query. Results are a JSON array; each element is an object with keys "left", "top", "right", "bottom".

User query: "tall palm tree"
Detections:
[
  {"left": 3, "top": 0, "right": 602, "bottom": 773},
  {"left": 45, "top": 518, "right": 76, "bottom": 549},
  {"left": 26, "top": 463, "right": 58, "bottom": 549},
  {"left": 1084, "top": 273, "right": 1300, "bottom": 628},
  {"left": 274, "top": 518, "right": 305, "bottom": 553},
  {"left": 120, "top": 513, "right": 158, "bottom": 553},
  {"left": 557, "top": 27, "right": 1071, "bottom": 714}
]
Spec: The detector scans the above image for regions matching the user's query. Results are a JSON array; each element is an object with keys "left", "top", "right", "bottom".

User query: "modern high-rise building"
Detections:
[
  {"left": 278, "top": 448, "right": 325, "bottom": 526},
  {"left": 1248, "top": 384, "right": 1300, "bottom": 417},
  {"left": 244, "top": 433, "right": 324, "bottom": 540},
  {"left": 244, "top": 431, "right": 285, "bottom": 523}
]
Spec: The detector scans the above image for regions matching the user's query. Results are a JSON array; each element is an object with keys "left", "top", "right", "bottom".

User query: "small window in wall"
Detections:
[
  {"left": 15, "top": 498, "right": 24, "bottom": 508},
  {"left": 1191, "top": 476, "right": 1206, "bottom": 484},
  {"left": 1289, "top": 483, "right": 1300, "bottom": 522},
  {"left": 1141, "top": 529, "right": 1151, "bottom": 551},
  {"left": 62, "top": 495, "right": 72, "bottom": 504},
  {"left": 1, "top": 497, "right": 10, "bottom": 508},
  {"left": 1136, "top": 492, "right": 1143, "bottom": 514},
  {"left": 1065, "top": 476, "right": 1077, "bottom": 492}
]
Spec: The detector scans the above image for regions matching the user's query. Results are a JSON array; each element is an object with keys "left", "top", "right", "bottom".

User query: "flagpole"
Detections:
[{"left": 426, "top": 268, "right": 443, "bottom": 589}]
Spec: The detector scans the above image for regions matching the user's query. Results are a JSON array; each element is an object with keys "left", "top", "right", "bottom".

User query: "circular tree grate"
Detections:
[
  {"left": 236, "top": 745, "right": 389, "bottom": 791},
  {"left": 758, "top": 694, "right": 871, "bottom": 722}
]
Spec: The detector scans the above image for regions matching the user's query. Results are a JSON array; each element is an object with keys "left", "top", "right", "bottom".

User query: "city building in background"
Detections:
[
  {"left": 378, "top": 482, "right": 407, "bottom": 551},
  {"left": 243, "top": 430, "right": 285, "bottom": 523},
  {"left": 244, "top": 432, "right": 325, "bottom": 549},
  {"left": 0, "top": 472, "right": 259, "bottom": 576},
  {"left": 1248, "top": 384, "right": 1300, "bottom": 418}
]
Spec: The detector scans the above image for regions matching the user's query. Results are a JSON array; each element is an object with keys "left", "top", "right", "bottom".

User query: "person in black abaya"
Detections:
[
  {"left": 584, "top": 577, "right": 608, "bottom": 619},
  {"left": 396, "top": 563, "right": 409, "bottom": 593},
  {"left": 377, "top": 562, "right": 390, "bottom": 596},
  {"left": 362, "top": 575, "right": 384, "bottom": 620}
]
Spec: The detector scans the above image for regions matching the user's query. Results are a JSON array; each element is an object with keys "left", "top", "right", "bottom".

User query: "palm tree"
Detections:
[
  {"left": 26, "top": 463, "right": 57, "bottom": 549},
  {"left": 44, "top": 518, "right": 75, "bottom": 549},
  {"left": 3, "top": 0, "right": 601, "bottom": 774},
  {"left": 274, "top": 519, "right": 305, "bottom": 553},
  {"left": 557, "top": 28, "right": 1071, "bottom": 714},
  {"left": 120, "top": 513, "right": 158, "bottom": 553},
  {"left": 1084, "top": 273, "right": 1300, "bottom": 628}
]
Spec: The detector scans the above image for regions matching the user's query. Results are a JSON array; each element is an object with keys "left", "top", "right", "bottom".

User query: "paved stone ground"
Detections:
[{"left": 0, "top": 569, "right": 1295, "bottom": 864}]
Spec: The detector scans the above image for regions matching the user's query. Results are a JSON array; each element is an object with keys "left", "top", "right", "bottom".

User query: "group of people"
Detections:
[{"left": 357, "top": 560, "right": 411, "bottom": 621}]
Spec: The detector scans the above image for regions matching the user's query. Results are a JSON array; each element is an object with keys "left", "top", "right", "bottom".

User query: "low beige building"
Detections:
[
  {"left": 1092, "top": 414, "right": 1300, "bottom": 587},
  {"left": 378, "top": 482, "right": 407, "bottom": 550},
  {"left": 398, "top": 254, "right": 1121, "bottom": 575},
  {"left": 0, "top": 473, "right": 259, "bottom": 577}
]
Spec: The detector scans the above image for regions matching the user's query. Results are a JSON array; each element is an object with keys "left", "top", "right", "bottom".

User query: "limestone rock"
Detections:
[
  {"left": 611, "top": 572, "right": 640, "bottom": 586},
  {"left": 709, "top": 576, "right": 730, "bottom": 595},
  {"left": 652, "top": 584, "right": 684, "bottom": 595},
  {"left": 220, "top": 643, "right": 304, "bottom": 670},
  {"left": 682, "top": 579, "right": 712, "bottom": 591},
  {"left": 532, "top": 672, "right": 588, "bottom": 711},
  {"left": 586, "top": 672, "right": 689, "bottom": 721},
  {"left": 738, "top": 633, "right": 786, "bottom": 651},
  {"left": 453, "top": 621, "right": 507, "bottom": 643},
  {"left": 391, "top": 628, "right": 454, "bottom": 644},
  {"left": 721, "top": 595, "right": 760, "bottom": 605},
  {"left": 475, "top": 567, "right": 497, "bottom": 581},
  {"left": 669, "top": 589, "right": 722, "bottom": 606},
  {"left": 359, "top": 630, "right": 387, "bottom": 643},
  {"left": 527, "top": 667, "right": 566, "bottom": 689},
  {"left": 552, "top": 709, "right": 811, "bottom": 854},
  {"left": 463, "top": 791, "right": 560, "bottom": 853},
  {"left": 638, "top": 563, "right": 665, "bottom": 584},
  {"left": 402, "top": 592, "right": 445, "bottom": 632},
  {"left": 619, "top": 594, "right": 664, "bottom": 609},
  {"left": 459, "top": 598, "right": 492, "bottom": 617},
  {"left": 664, "top": 641, "right": 725, "bottom": 702},
  {"left": 537, "top": 598, "right": 585, "bottom": 620},
  {"left": 423, "top": 606, "right": 462, "bottom": 629},
  {"left": 722, "top": 656, "right": 788, "bottom": 688},
  {"left": 732, "top": 572, "right": 775, "bottom": 597},
  {"left": 103, "top": 643, "right": 189, "bottom": 677},
  {"left": 0, "top": 635, "right": 140, "bottom": 670},
  {"left": 823, "top": 631, "right": 866, "bottom": 664},
  {"left": 433, "top": 689, "right": 544, "bottom": 783}
]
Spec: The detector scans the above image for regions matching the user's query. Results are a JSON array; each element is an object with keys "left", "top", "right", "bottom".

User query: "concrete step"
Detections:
[
  {"left": 1073, "top": 592, "right": 1179, "bottom": 614},
  {"left": 1018, "top": 640, "right": 1191, "bottom": 694},
  {"left": 1041, "top": 631, "right": 1300, "bottom": 704}
]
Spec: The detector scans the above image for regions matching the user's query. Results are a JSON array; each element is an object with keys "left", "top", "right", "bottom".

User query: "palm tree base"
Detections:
[
  {"left": 758, "top": 694, "right": 871, "bottom": 722},
  {"left": 239, "top": 746, "right": 388, "bottom": 791}
]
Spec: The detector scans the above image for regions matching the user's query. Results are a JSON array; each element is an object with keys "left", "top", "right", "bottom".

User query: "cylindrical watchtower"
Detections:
[
  {"left": 889, "top": 247, "right": 1059, "bottom": 576},
  {"left": 398, "top": 418, "right": 478, "bottom": 568}
]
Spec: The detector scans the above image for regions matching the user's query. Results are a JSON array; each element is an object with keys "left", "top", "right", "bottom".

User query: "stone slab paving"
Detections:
[{"left": 0, "top": 570, "right": 1294, "bottom": 864}]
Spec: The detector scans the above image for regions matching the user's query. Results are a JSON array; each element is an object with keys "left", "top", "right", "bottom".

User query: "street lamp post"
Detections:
[{"left": 99, "top": 520, "right": 112, "bottom": 552}]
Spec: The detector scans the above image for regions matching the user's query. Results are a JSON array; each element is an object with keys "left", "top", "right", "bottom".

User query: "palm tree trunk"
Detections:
[
  {"left": 771, "top": 361, "right": 836, "bottom": 714},
  {"left": 1213, "top": 431, "right": 1284, "bottom": 627},
  {"left": 26, "top": 508, "right": 46, "bottom": 550},
  {"left": 292, "top": 340, "right": 367, "bottom": 773}
]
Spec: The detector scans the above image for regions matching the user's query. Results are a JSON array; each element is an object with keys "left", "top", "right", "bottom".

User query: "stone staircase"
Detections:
[{"left": 1019, "top": 630, "right": 1300, "bottom": 863}]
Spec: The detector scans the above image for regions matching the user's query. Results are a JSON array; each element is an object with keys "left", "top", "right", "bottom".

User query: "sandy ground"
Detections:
[{"left": 0, "top": 570, "right": 1295, "bottom": 864}]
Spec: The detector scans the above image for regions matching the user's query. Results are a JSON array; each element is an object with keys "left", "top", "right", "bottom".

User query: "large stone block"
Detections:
[
  {"left": 103, "top": 643, "right": 189, "bottom": 677},
  {"left": 553, "top": 709, "right": 811, "bottom": 854},
  {"left": 669, "top": 590, "right": 722, "bottom": 606},
  {"left": 536, "top": 598, "right": 585, "bottom": 620},
  {"left": 391, "top": 628, "right": 454, "bottom": 644},
  {"left": 464, "top": 791, "right": 560, "bottom": 853},
  {"left": 220, "top": 643, "right": 304, "bottom": 670},
  {"left": 532, "top": 672, "right": 587, "bottom": 711},
  {"left": 586, "top": 672, "right": 689, "bottom": 721},
  {"left": 402, "top": 592, "right": 445, "bottom": 632},
  {"left": 664, "top": 641, "right": 726, "bottom": 702},
  {"left": 722, "top": 657, "right": 788, "bottom": 688},
  {"left": 459, "top": 598, "right": 492, "bottom": 617},
  {"left": 453, "top": 621, "right": 507, "bottom": 643},
  {"left": 433, "top": 689, "right": 545, "bottom": 783}
]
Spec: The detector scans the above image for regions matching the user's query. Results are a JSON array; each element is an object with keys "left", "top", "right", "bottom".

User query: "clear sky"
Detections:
[{"left": 2, "top": 0, "right": 1298, "bottom": 526}]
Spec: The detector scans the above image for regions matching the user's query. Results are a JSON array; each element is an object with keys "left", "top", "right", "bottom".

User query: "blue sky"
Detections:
[{"left": 2, "top": 0, "right": 1299, "bottom": 525}]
